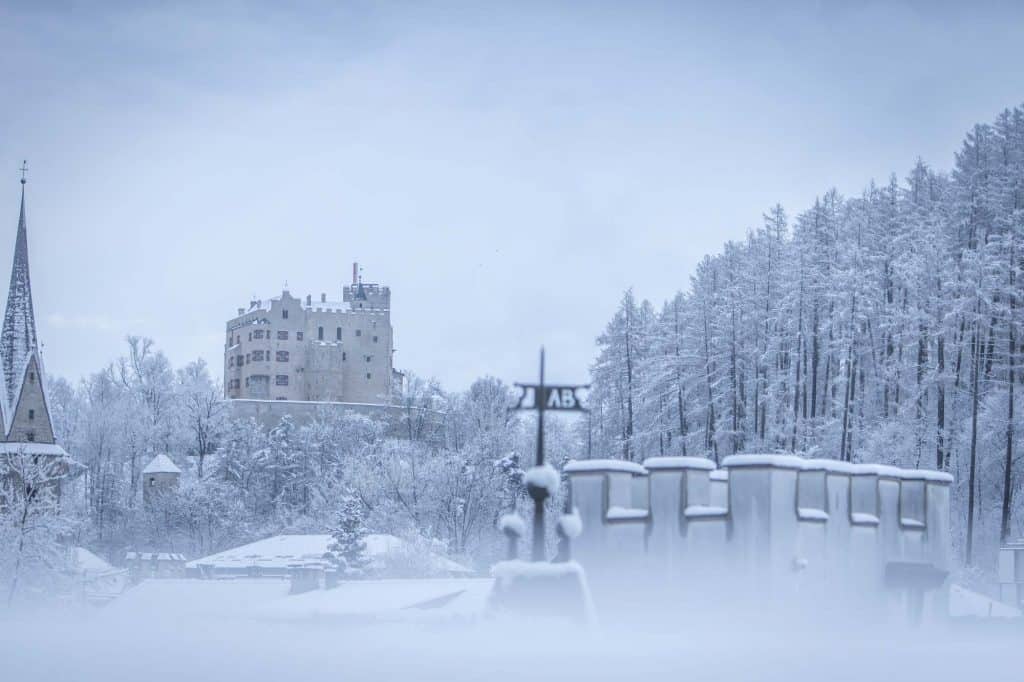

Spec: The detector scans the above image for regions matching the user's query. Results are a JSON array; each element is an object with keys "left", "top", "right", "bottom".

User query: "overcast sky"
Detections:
[{"left": 2, "top": 1, "right": 1023, "bottom": 390}]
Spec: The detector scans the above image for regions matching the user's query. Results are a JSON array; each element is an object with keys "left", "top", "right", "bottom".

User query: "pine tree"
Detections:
[{"left": 328, "top": 493, "right": 371, "bottom": 577}]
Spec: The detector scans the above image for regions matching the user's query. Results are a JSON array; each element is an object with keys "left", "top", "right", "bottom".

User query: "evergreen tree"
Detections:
[{"left": 328, "top": 493, "right": 371, "bottom": 577}]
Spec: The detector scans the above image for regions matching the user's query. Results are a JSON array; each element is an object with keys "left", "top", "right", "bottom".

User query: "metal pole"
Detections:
[
  {"left": 537, "top": 347, "right": 545, "bottom": 467},
  {"left": 531, "top": 347, "right": 547, "bottom": 561}
]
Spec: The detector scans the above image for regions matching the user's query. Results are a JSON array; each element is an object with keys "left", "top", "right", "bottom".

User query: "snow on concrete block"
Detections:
[
  {"left": 498, "top": 513, "right": 526, "bottom": 537},
  {"left": 605, "top": 506, "right": 649, "bottom": 522},
  {"left": 642, "top": 456, "right": 716, "bottom": 471},
  {"left": 683, "top": 505, "right": 728, "bottom": 519},
  {"left": 563, "top": 459, "right": 647, "bottom": 475},
  {"left": 558, "top": 510, "right": 582, "bottom": 539},
  {"left": 524, "top": 463, "right": 560, "bottom": 496},
  {"left": 487, "top": 560, "right": 596, "bottom": 624},
  {"left": 721, "top": 453, "right": 811, "bottom": 470}
]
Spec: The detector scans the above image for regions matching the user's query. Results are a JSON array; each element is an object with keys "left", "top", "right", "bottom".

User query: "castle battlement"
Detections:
[{"left": 564, "top": 453, "right": 952, "bottom": 621}]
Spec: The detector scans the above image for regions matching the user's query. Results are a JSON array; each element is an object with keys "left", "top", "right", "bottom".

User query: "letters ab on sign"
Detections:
[{"left": 512, "top": 384, "right": 590, "bottom": 412}]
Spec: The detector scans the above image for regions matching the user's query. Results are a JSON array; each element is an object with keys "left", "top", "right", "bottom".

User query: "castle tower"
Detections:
[{"left": 1, "top": 167, "right": 58, "bottom": 447}]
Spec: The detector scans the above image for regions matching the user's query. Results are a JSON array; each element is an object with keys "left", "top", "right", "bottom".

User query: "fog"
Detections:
[{"left": 1, "top": 583, "right": 1018, "bottom": 682}]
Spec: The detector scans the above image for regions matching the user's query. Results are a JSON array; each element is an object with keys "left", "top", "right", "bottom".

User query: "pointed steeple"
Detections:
[{"left": 2, "top": 163, "right": 40, "bottom": 410}]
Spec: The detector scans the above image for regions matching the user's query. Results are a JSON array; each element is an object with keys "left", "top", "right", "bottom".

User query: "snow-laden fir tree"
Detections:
[{"left": 328, "top": 493, "right": 371, "bottom": 577}]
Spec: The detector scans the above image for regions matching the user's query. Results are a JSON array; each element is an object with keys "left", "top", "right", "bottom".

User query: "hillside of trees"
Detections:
[
  {"left": 588, "top": 104, "right": 1024, "bottom": 572},
  {"left": 37, "top": 337, "right": 577, "bottom": 580}
]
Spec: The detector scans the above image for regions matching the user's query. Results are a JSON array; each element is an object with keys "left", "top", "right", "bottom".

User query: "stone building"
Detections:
[
  {"left": 141, "top": 453, "right": 181, "bottom": 505},
  {"left": 224, "top": 264, "right": 400, "bottom": 406},
  {"left": 0, "top": 170, "right": 70, "bottom": 487}
]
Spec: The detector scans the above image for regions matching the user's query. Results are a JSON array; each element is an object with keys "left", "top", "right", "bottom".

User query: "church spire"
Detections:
[{"left": 2, "top": 161, "right": 40, "bottom": 409}]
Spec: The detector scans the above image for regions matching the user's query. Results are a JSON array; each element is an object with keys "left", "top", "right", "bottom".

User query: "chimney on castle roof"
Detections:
[
  {"left": 321, "top": 293, "right": 326, "bottom": 302},
  {"left": 306, "top": 294, "right": 311, "bottom": 306},
  {"left": 352, "top": 262, "right": 358, "bottom": 285}
]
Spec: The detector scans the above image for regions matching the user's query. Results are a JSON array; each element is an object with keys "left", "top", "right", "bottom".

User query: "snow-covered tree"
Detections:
[{"left": 328, "top": 493, "right": 371, "bottom": 577}]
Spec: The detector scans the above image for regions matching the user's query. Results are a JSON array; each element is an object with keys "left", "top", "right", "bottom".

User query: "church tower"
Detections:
[{"left": 1, "top": 165, "right": 56, "bottom": 445}]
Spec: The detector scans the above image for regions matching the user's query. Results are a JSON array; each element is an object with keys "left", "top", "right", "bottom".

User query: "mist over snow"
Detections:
[{"left": 2, "top": 3, "right": 1024, "bottom": 681}]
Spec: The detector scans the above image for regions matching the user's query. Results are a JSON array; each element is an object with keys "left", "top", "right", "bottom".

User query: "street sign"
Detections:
[{"left": 512, "top": 384, "right": 589, "bottom": 412}]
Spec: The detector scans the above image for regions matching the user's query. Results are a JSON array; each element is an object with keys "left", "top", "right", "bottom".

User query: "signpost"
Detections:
[{"left": 512, "top": 348, "right": 589, "bottom": 561}]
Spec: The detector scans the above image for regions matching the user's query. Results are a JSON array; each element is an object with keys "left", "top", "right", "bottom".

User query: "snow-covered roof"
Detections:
[
  {"left": 0, "top": 442, "right": 68, "bottom": 457},
  {"left": 125, "top": 552, "right": 186, "bottom": 561},
  {"left": 72, "top": 547, "right": 117, "bottom": 576},
  {"left": 142, "top": 453, "right": 182, "bottom": 475},
  {"left": 186, "top": 534, "right": 471, "bottom": 574}
]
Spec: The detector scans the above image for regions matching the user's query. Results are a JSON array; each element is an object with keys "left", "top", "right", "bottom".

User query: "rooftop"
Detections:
[{"left": 142, "top": 453, "right": 182, "bottom": 475}]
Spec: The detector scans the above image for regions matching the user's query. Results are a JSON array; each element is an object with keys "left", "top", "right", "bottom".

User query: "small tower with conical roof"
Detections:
[{"left": 142, "top": 453, "right": 182, "bottom": 505}]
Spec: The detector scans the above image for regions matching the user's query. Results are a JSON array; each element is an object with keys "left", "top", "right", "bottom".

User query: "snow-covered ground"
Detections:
[{"left": 1, "top": 577, "right": 1021, "bottom": 682}]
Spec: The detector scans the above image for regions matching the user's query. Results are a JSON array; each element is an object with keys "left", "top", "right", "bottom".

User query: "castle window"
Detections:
[
  {"left": 366, "top": 373, "right": 371, "bottom": 380},
  {"left": 26, "top": 431, "right": 35, "bottom": 442},
  {"left": 275, "top": 375, "right": 289, "bottom": 386},
  {"left": 236, "top": 355, "right": 244, "bottom": 366},
  {"left": 277, "top": 331, "right": 289, "bottom": 340},
  {"left": 276, "top": 351, "right": 290, "bottom": 362},
  {"left": 28, "top": 409, "right": 34, "bottom": 420},
  {"left": 275, "top": 396, "right": 287, "bottom": 401},
  {"left": 318, "top": 327, "right": 324, "bottom": 341},
  {"left": 336, "top": 327, "right": 342, "bottom": 341},
  {"left": 342, "top": 352, "right": 347, "bottom": 361},
  {"left": 252, "top": 350, "right": 264, "bottom": 361},
  {"left": 296, "top": 332, "right": 303, "bottom": 341},
  {"left": 149, "top": 477, "right": 155, "bottom": 487},
  {"left": 246, "top": 353, "right": 251, "bottom": 363},
  {"left": 254, "top": 329, "right": 264, "bottom": 340},
  {"left": 29, "top": 371, "right": 35, "bottom": 383},
  {"left": 229, "top": 357, "right": 234, "bottom": 367},
  {"left": 373, "top": 335, "right": 378, "bottom": 343},
  {"left": 355, "top": 329, "right": 362, "bottom": 337},
  {"left": 282, "top": 309, "right": 289, "bottom": 319},
  {"left": 366, "top": 355, "right": 372, "bottom": 363},
  {"left": 248, "top": 332, "right": 252, "bottom": 341}
]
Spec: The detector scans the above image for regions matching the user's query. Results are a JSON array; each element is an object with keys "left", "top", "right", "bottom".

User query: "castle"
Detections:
[
  {"left": 224, "top": 264, "right": 399, "bottom": 409},
  {"left": 0, "top": 170, "right": 68, "bottom": 471}
]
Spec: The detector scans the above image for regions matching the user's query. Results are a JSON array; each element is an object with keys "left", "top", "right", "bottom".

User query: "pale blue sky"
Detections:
[{"left": 2, "top": 1, "right": 1023, "bottom": 388}]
